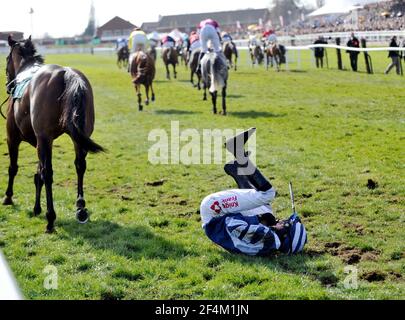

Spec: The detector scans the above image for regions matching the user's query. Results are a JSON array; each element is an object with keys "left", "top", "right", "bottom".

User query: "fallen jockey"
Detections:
[{"left": 200, "top": 128, "right": 307, "bottom": 256}]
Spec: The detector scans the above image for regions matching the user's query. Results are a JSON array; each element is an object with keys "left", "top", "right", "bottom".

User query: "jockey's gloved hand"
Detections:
[{"left": 271, "top": 219, "right": 291, "bottom": 240}]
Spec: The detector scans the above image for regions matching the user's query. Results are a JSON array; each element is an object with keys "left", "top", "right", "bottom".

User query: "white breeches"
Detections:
[
  {"left": 200, "top": 25, "right": 221, "bottom": 53},
  {"left": 200, "top": 188, "right": 276, "bottom": 227}
]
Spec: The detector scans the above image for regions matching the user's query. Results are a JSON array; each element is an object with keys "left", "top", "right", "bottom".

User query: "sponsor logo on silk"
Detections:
[
  {"left": 210, "top": 201, "right": 222, "bottom": 214},
  {"left": 221, "top": 196, "right": 239, "bottom": 210}
]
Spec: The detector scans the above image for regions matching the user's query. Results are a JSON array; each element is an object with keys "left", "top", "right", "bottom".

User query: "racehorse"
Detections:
[
  {"left": 201, "top": 51, "right": 228, "bottom": 115},
  {"left": 129, "top": 51, "right": 156, "bottom": 111},
  {"left": 250, "top": 45, "right": 264, "bottom": 66},
  {"left": 189, "top": 48, "right": 202, "bottom": 90},
  {"left": 117, "top": 45, "right": 129, "bottom": 69},
  {"left": 177, "top": 45, "right": 189, "bottom": 69},
  {"left": 3, "top": 36, "right": 104, "bottom": 233},
  {"left": 223, "top": 42, "right": 238, "bottom": 71},
  {"left": 265, "top": 42, "right": 282, "bottom": 71},
  {"left": 162, "top": 47, "right": 178, "bottom": 80}
]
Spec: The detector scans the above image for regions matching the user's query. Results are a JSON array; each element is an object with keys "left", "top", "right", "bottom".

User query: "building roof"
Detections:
[
  {"left": 0, "top": 31, "right": 24, "bottom": 41},
  {"left": 156, "top": 8, "right": 270, "bottom": 31},
  {"left": 97, "top": 16, "right": 136, "bottom": 32}
]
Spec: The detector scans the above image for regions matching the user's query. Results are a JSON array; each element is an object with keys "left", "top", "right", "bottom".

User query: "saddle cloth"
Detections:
[{"left": 13, "top": 64, "right": 43, "bottom": 99}]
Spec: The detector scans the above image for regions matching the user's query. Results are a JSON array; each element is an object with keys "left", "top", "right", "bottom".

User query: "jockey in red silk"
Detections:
[{"left": 188, "top": 31, "right": 201, "bottom": 52}]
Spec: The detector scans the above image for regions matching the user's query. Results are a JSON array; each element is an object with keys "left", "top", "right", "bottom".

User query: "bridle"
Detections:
[
  {"left": 1, "top": 44, "right": 18, "bottom": 120},
  {"left": 5, "top": 44, "right": 18, "bottom": 94}
]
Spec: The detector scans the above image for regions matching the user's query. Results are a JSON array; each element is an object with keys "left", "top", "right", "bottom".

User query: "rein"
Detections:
[{"left": 0, "top": 96, "right": 9, "bottom": 119}]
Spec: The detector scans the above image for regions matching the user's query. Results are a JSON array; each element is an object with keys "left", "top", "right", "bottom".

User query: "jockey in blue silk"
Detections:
[
  {"left": 200, "top": 128, "right": 308, "bottom": 256},
  {"left": 116, "top": 38, "right": 128, "bottom": 51}
]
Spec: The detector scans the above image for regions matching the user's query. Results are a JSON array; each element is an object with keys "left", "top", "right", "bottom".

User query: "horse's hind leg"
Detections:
[
  {"left": 211, "top": 91, "right": 217, "bottom": 114},
  {"left": 145, "top": 85, "right": 150, "bottom": 106},
  {"left": 137, "top": 85, "right": 143, "bottom": 111},
  {"left": 166, "top": 64, "right": 170, "bottom": 80},
  {"left": 33, "top": 164, "right": 44, "bottom": 216},
  {"left": 74, "top": 143, "right": 89, "bottom": 224},
  {"left": 222, "top": 86, "right": 227, "bottom": 116},
  {"left": 3, "top": 135, "right": 21, "bottom": 206},
  {"left": 151, "top": 83, "right": 156, "bottom": 102},
  {"left": 37, "top": 137, "right": 56, "bottom": 233},
  {"left": 190, "top": 71, "right": 195, "bottom": 87}
]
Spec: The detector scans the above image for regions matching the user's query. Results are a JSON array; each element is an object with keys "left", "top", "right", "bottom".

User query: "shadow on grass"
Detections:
[
  {"left": 59, "top": 219, "right": 195, "bottom": 261},
  {"left": 154, "top": 109, "right": 201, "bottom": 115},
  {"left": 230, "top": 111, "right": 286, "bottom": 119},
  {"left": 219, "top": 249, "right": 337, "bottom": 287},
  {"left": 228, "top": 94, "right": 245, "bottom": 99}
]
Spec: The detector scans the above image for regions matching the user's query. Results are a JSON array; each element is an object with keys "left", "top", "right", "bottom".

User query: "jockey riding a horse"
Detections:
[
  {"left": 249, "top": 34, "right": 264, "bottom": 65},
  {"left": 161, "top": 35, "right": 176, "bottom": 60},
  {"left": 222, "top": 32, "right": 235, "bottom": 46},
  {"left": 116, "top": 38, "right": 128, "bottom": 51},
  {"left": 128, "top": 27, "right": 149, "bottom": 53},
  {"left": 188, "top": 31, "right": 202, "bottom": 66},
  {"left": 197, "top": 19, "right": 222, "bottom": 72}
]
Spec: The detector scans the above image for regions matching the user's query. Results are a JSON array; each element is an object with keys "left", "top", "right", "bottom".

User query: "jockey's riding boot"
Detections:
[
  {"left": 224, "top": 161, "right": 254, "bottom": 189},
  {"left": 245, "top": 158, "right": 273, "bottom": 192},
  {"left": 224, "top": 127, "right": 256, "bottom": 164}
]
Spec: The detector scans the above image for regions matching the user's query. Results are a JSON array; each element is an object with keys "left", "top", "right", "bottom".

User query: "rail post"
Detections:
[
  {"left": 336, "top": 37, "right": 343, "bottom": 70},
  {"left": 361, "top": 38, "right": 373, "bottom": 74}
]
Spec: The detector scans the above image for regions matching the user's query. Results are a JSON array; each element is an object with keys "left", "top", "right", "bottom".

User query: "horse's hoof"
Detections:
[
  {"left": 76, "top": 208, "right": 89, "bottom": 224},
  {"left": 46, "top": 226, "right": 56, "bottom": 234},
  {"left": 139, "top": 105, "right": 143, "bottom": 111},
  {"left": 76, "top": 198, "right": 86, "bottom": 209},
  {"left": 203, "top": 97, "right": 207, "bottom": 101},
  {"left": 2, "top": 197, "right": 13, "bottom": 206},
  {"left": 33, "top": 206, "right": 42, "bottom": 216},
  {"left": 152, "top": 95, "right": 155, "bottom": 102}
]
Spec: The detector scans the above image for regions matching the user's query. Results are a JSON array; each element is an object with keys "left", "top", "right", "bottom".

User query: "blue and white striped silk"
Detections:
[{"left": 204, "top": 213, "right": 281, "bottom": 256}]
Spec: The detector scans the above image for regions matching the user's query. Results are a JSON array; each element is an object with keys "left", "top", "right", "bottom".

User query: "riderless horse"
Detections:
[{"left": 3, "top": 36, "right": 104, "bottom": 233}]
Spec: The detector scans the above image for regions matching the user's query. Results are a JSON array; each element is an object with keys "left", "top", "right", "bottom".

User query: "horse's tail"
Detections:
[
  {"left": 209, "top": 53, "right": 226, "bottom": 93},
  {"left": 62, "top": 68, "right": 104, "bottom": 154}
]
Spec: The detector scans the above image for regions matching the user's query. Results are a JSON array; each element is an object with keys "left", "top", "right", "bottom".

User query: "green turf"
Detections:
[{"left": 0, "top": 49, "right": 404, "bottom": 300}]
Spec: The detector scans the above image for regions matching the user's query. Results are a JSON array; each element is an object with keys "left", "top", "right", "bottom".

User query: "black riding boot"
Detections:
[
  {"left": 224, "top": 128, "right": 272, "bottom": 192},
  {"left": 224, "top": 161, "right": 254, "bottom": 189},
  {"left": 245, "top": 159, "right": 273, "bottom": 192}
]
